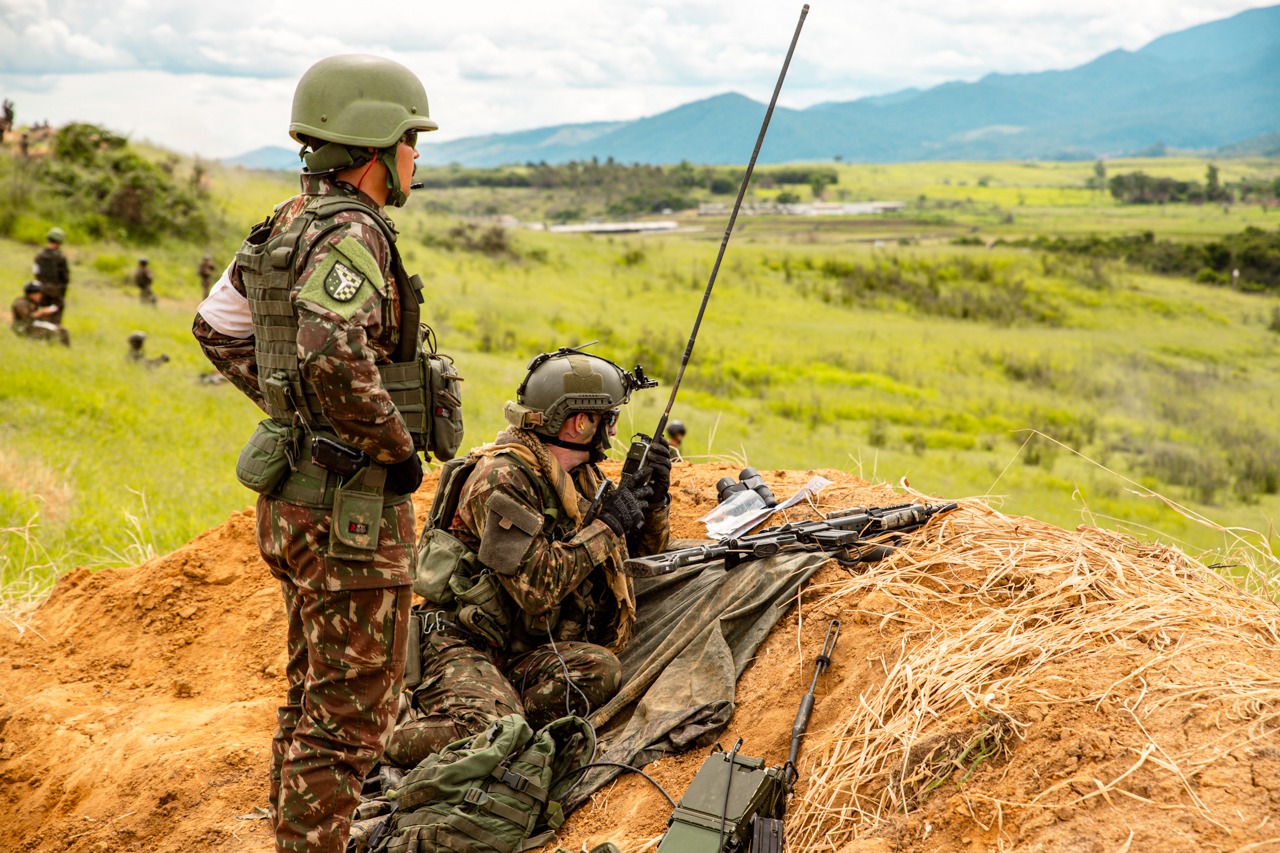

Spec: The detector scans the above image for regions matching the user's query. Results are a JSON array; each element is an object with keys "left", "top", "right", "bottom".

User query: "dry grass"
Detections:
[{"left": 787, "top": 498, "right": 1280, "bottom": 850}]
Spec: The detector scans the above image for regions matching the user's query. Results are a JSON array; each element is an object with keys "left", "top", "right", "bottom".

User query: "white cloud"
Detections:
[{"left": 0, "top": 0, "right": 1271, "bottom": 158}]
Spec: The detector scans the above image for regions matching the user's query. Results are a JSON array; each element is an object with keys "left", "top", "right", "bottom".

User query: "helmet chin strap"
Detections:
[{"left": 377, "top": 147, "right": 408, "bottom": 207}]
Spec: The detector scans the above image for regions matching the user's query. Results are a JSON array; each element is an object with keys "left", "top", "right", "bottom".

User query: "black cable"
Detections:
[
  {"left": 553, "top": 760, "right": 677, "bottom": 808},
  {"left": 543, "top": 627, "right": 593, "bottom": 719}
]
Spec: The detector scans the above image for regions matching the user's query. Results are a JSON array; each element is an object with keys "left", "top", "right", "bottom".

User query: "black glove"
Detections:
[
  {"left": 385, "top": 451, "right": 424, "bottom": 495},
  {"left": 640, "top": 437, "right": 672, "bottom": 507},
  {"left": 597, "top": 485, "right": 650, "bottom": 536}
]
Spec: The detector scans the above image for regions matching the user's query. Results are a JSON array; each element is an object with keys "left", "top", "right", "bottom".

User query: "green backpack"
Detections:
[{"left": 376, "top": 714, "right": 596, "bottom": 853}]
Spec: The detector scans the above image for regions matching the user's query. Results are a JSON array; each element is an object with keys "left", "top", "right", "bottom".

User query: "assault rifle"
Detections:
[
  {"left": 655, "top": 620, "right": 841, "bottom": 853},
  {"left": 624, "top": 501, "right": 957, "bottom": 578},
  {"left": 583, "top": 5, "right": 810, "bottom": 526}
]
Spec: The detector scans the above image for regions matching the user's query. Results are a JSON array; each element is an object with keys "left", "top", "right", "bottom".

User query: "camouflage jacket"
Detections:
[
  {"left": 192, "top": 175, "right": 414, "bottom": 464},
  {"left": 33, "top": 248, "right": 68, "bottom": 293},
  {"left": 450, "top": 449, "right": 669, "bottom": 651},
  {"left": 11, "top": 295, "right": 35, "bottom": 333},
  {"left": 134, "top": 266, "right": 153, "bottom": 288}
]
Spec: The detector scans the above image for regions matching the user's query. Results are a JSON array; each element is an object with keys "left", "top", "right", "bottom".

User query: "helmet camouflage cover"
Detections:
[
  {"left": 504, "top": 347, "right": 655, "bottom": 437},
  {"left": 46, "top": 227, "right": 65, "bottom": 244}
]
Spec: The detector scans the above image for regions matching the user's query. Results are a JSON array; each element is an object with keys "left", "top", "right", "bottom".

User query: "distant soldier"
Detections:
[
  {"left": 126, "top": 331, "right": 169, "bottom": 367},
  {"left": 666, "top": 419, "right": 687, "bottom": 461},
  {"left": 33, "top": 227, "right": 70, "bottom": 324},
  {"left": 197, "top": 254, "right": 216, "bottom": 299},
  {"left": 19, "top": 132, "right": 29, "bottom": 158},
  {"left": 0, "top": 98, "right": 12, "bottom": 143},
  {"left": 11, "top": 281, "right": 70, "bottom": 346},
  {"left": 134, "top": 257, "right": 156, "bottom": 305}
]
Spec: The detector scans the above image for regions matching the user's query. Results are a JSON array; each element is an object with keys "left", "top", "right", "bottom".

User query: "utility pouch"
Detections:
[
  {"left": 451, "top": 572, "right": 510, "bottom": 649},
  {"left": 423, "top": 347, "right": 464, "bottom": 462},
  {"left": 235, "top": 419, "right": 295, "bottom": 494},
  {"left": 329, "top": 466, "right": 387, "bottom": 562},
  {"left": 403, "top": 611, "right": 424, "bottom": 691},
  {"left": 414, "top": 528, "right": 479, "bottom": 604}
]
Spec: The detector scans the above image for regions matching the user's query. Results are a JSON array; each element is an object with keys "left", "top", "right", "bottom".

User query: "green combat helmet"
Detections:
[
  {"left": 289, "top": 54, "right": 438, "bottom": 207},
  {"left": 46, "top": 227, "right": 65, "bottom": 244},
  {"left": 505, "top": 346, "right": 656, "bottom": 458}
]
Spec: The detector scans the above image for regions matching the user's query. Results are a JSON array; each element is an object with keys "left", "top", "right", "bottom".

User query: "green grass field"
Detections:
[{"left": 3, "top": 153, "right": 1280, "bottom": 605}]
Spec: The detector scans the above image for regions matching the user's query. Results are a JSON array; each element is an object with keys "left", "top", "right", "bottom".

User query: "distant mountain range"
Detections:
[{"left": 226, "top": 5, "right": 1280, "bottom": 170}]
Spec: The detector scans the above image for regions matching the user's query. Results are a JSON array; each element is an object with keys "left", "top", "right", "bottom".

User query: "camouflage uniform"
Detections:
[
  {"left": 193, "top": 173, "right": 415, "bottom": 853},
  {"left": 33, "top": 245, "right": 69, "bottom": 324},
  {"left": 385, "top": 432, "right": 669, "bottom": 767},
  {"left": 11, "top": 293, "right": 70, "bottom": 346},
  {"left": 134, "top": 262, "right": 156, "bottom": 305}
]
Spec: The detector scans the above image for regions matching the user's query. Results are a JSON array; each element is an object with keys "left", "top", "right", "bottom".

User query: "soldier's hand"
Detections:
[
  {"left": 386, "top": 451, "right": 424, "bottom": 495},
  {"left": 598, "top": 484, "right": 650, "bottom": 536},
  {"left": 640, "top": 438, "right": 672, "bottom": 507}
]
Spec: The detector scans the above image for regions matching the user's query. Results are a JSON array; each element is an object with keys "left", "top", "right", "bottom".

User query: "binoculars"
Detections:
[{"left": 715, "top": 467, "right": 778, "bottom": 508}]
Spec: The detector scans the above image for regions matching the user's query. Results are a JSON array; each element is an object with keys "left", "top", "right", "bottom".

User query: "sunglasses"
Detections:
[
  {"left": 597, "top": 409, "right": 620, "bottom": 428},
  {"left": 401, "top": 129, "right": 419, "bottom": 149}
]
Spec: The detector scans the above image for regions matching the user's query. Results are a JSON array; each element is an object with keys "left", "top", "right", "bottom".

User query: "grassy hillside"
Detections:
[{"left": 3, "top": 146, "right": 1280, "bottom": 604}]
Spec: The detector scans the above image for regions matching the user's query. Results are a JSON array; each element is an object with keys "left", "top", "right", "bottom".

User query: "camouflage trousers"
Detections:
[
  {"left": 256, "top": 494, "right": 414, "bottom": 853},
  {"left": 383, "top": 626, "right": 621, "bottom": 768},
  {"left": 13, "top": 320, "right": 69, "bottom": 346}
]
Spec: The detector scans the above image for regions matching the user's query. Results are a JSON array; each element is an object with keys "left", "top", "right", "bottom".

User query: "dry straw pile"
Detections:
[{"left": 788, "top": 499, "right": 1280, "bottom": 851}]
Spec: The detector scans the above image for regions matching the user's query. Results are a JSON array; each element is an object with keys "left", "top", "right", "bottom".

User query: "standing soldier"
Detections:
[
  {"left": 386, "top": 347, "right": 671, "bottom": 767},
  {"left": 134, "top": 257, "right": 156, "bottom": 305},
  {"left": 197, "top": 254, "right": 216, "bottom": 299},
  {"left": 33, "top": 227, "right": 69, "bottom": 324},
  {"left": 192, "top": 54, "right": 439, "bottom": 853}
]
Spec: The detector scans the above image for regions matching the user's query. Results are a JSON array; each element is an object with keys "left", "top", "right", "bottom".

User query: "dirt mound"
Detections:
[{"left": 2, "top": 463, "right": 1278, "bottom": 852}]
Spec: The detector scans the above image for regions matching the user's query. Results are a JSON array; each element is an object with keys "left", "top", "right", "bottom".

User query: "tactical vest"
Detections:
[
  {"left": 414, "top": 451, "right": 589, "bottom": 652},
  {"left": 235, "top": 193, "right": 463, "bottom": 460},
  {"left": 34, "top": 249, "right": 67, "bottom": 292}
]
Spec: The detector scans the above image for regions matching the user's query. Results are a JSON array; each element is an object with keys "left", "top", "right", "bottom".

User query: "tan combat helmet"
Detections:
[
  {"left": 289, "top": 54, "right": 438, "bottom": 206},
  {"left": 504, "top": 346, "right": 656, "bottom": 440}
]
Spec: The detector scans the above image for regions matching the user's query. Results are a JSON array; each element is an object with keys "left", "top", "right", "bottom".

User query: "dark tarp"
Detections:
[{"left": 562, "top": 548, "right": 828, "bottom": 812}]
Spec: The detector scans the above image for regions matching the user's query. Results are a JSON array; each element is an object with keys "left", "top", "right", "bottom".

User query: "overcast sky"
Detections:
[{"left": 0, "top": 0, "right": 1272, "bottom": 160}]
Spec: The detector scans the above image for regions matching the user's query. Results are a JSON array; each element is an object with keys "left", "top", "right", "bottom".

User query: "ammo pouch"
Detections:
[
  {"left": 415, "top": 528, "right": 480, "bottom": 604},
  {"left": 235, "top": 419, "right": 295, "bottom": 494},
  {"left": 378, "top": 349, "right": 463, "bottom": 463},
  {"left": 328, "top": 465, "right": 387, "bottom": 562},
  {"left": 381, "top": 326, "right": 464, "bottom": 462},
  {"left": 378, "top": 714, "right": 596, "bottom": 853},
  {"left": 451, "top": 572, "right": 512, "bottom": 649}
]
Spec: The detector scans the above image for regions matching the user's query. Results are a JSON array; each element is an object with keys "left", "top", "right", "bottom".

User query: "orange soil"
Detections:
[{"left": 1, "top": 463, "right": 1278, "bottom": 853}]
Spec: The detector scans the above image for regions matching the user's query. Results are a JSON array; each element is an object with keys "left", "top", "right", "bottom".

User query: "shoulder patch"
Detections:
[
  {"left": 296, "top": 234, "right": 388, "bottom": 321},
  {"left": 324, "top": 262, "right": 365, "bottom": 302}
]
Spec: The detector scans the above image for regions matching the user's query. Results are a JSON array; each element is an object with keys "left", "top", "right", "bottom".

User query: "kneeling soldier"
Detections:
[{"left": 387, "top": 347, "right": 671, "bottom": 766}]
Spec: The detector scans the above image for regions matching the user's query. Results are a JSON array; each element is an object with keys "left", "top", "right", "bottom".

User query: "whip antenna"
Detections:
[{"left": 653, "top": 4, "right": 810, "bottom": 441}]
